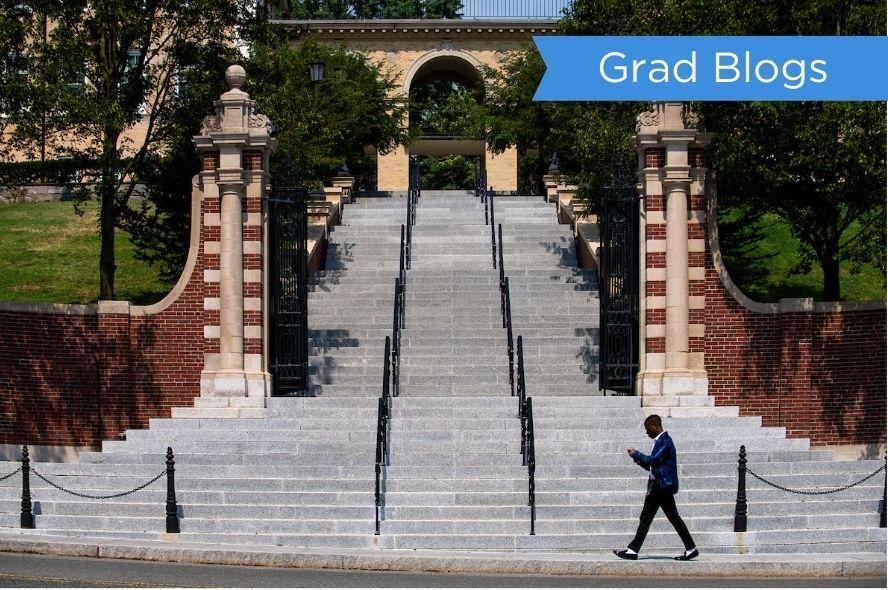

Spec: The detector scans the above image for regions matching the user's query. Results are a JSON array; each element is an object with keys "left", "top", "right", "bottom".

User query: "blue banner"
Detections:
[{"left": 533, "top": 36, "right": 888, "bottom": 101}]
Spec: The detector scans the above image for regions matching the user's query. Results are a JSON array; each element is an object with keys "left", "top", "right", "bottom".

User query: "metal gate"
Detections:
[
  {"left": 268, "top": 184, "right": 309, "bottom": 396},
  {"left": 598, "top": 185, "right": 639, "bottom": 395}
]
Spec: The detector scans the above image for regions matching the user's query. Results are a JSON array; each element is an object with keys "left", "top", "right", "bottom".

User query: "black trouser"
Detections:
[{"left": 628, "top": 488, "right": 695, "bottom": 552}]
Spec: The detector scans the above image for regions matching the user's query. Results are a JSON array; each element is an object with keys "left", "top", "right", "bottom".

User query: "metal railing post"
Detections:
[
  {"left": 527, "top": 397, "right": 536, "bottom": 535},
  {"left": 489, "top": 190, "right": 496, "bottom": 268},
  {"left": 391, "top": 284, "right": 400, "bottom": 397},
  {"left": 734, "top": 445, "right": 747, "bottom": 532},
  {"left": 506, "top": 278, "right": 514, "bottom": 397},
  {"left": 20, "top": 445, "right": 34, "bottom": 529},
  {"left": 517, "top": 336, "right": 527, "bottom": 464},
  {"left": 165, "top": 447, "right": 180, "bottom": 533}
]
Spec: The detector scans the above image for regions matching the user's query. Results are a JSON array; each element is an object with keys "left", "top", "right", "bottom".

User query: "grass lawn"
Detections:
[
  {"left": 0, "top": 200, "right": 175, "bottom": 305},
  {"left": 0, "top": 200, "right": 883, "bottom": 305},
  {"left": 720, "top": 211, "right": 886, "bottom": 303}
]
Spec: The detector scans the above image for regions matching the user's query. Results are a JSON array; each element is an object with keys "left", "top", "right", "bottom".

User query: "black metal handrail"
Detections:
[
  {"left": 488, "top": 188, "right": 497, "bottom": 267},
  {"left": 504, "top": 277, "right": 515, "bottom": 397},
  {"left": 405, "top": 196, "right": 413, "bottom": 269},
  {"left": 391, "top": 279, "right": 403, "bottom": 397},
  {"left": 525, "top": 396, "right": 536, "bottom": 535},
  {"left": 496, "top": 224, "right": 515, "bottom": 397},
  {"left": 517, "top": 335, "right": 527, "bottom": 457},
  {"left": 375, "top": 336, "right": 392, "bottom": 535},
  {"left": 515, "top": 337, "right": 535, "bottom": 534}
]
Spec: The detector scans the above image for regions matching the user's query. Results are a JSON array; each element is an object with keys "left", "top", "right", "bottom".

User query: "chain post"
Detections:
[
  {"left": 20, "top": 445, "right": 34, "bottom": 529},
  {"left": 165, "top": 447, "right": 180, "bottom": 533},
  {"left": 734, "top": 445, "right": 747, "bottom": 532},
  {"left": 881, "top": 456, "right": 886, "bottom": 528}
]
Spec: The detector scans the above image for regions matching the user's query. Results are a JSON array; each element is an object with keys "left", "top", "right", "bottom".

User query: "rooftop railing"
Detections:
[{"left": 269, "top": 0, "right": 570, "bottom": 21}]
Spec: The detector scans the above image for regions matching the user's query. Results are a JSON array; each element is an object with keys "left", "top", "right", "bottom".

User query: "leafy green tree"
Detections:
[
  {"left": 419, "top": 155, "right": 475, "bottom": 190},
  {"left": 497, "top": 0, "right": 886, "bottom": 301},
  {"left": 479, "top": 48, "right": 637, "bottom": 195},
  {"left": 273, "top": 0, "right": 462, "bottom": 19},
  {"left": 0, "top": 1, "right": 32, "bottom": 139},
  {"left": 245, "top": 37, "right": 409, "bottom": 188},
  {"left": 3, "top": 0, "right": 247, "bottom": 300}
]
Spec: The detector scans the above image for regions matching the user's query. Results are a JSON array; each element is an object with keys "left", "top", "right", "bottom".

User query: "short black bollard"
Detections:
[
  {"left": 20, "top": 445, "right": 34, "bottom": 529},
  {"left": 733, "top": 445, "right": 747, "bottom": 532},
  {"left": 880, "top": 456, "right": 886, "bottom": 529},
  {"left": 165, "top": 447, "right": 180, "bottom": 534}
]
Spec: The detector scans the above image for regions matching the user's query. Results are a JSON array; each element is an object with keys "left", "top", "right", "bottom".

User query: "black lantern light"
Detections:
[{"left": 309, "top": 58, "right": 325, "bottom": 83}]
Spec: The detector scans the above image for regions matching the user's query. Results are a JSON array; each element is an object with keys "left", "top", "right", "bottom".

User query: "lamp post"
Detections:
[{"left": 309, "top": 58, "right": 325, "bottom": 84}]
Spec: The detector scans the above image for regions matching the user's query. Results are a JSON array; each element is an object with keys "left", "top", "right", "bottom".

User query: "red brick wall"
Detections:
[
  {"left": 0, "top": 252, "right": 206, "bottom": 449},
  {"left": 0, "top": 310, "right": 101, "bottom": 447},
  {"left": 705, "top": 238, "right": 887, "bottom": 446}
]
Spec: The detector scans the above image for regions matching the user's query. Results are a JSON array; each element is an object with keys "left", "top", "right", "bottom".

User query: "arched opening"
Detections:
[{"left": 406, "top": 53, "right": 486, "bottom": 190}]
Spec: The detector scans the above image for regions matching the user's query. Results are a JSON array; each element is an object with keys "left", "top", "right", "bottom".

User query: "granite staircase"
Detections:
[{"left": 0, "top": 190, "right": 883, "bottom": 555}]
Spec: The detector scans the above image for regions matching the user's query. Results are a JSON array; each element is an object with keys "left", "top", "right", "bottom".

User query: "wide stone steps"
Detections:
[{"left": 3, "top": 191, "right": 880, "bottom": 556}]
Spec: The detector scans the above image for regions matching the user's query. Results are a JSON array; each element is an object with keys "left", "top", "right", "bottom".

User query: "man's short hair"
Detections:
[{"left": 644, "top": 414, "right": 662, "bottom": 428}]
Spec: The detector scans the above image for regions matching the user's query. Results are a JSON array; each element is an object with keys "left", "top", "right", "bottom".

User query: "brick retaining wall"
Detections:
[
  {"left": 704, "top": 195, "right": 886, "bottom": 446},
  {"left": 0, "top": 307, "right": 100, "bottom": 447},
  {"left": 0, "top": 182, "right": 208, "bottom": 450}
]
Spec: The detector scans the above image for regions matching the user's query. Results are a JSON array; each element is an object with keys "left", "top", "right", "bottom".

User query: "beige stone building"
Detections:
[{"left": 279, "top": 19, "right": 558, "bottom": 191}]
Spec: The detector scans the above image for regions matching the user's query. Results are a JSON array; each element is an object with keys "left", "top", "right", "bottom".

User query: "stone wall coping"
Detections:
[
  {"left": 0, "top": 300, "right": 97, "bottom": 315},
  {"left": 707, "top": 171, "right": 885, "bottom": 314},
  {"left": 130, "top": 177, "right": 203, "bottom": 318},
  {"left": 97, "top": 300, "right": 131, "bottom": 315}
]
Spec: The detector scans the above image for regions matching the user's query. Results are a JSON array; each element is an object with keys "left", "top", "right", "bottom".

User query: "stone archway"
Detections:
[{"left": 402, "top": 50, "right": 488, "bottom": 190}]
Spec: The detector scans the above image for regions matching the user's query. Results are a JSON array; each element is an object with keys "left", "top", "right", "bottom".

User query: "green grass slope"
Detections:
[{"left": 0, "top": 201, "right": 174, "bottom": 305}]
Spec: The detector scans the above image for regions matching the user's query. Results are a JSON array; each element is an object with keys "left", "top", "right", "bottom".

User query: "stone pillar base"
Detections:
[
  {"left": 172, "top": 395, "right": 266, "bottom": 419},
  {"left": 174, "top": 370, "right": 269, "bottom": 418},
  {"left": 638, "top": 371, "right": 738, "bottom": 417}
]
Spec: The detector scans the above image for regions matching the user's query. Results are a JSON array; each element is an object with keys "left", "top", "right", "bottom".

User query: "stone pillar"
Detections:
[
  {"left": 331, "top": 174, "right": 355, "bottom": 203},
  {"left": 484, "top": 147, "right": 518, "bottom": 192},
  {"left": 634, "top": 102, "right": 718, "bottom": 416},
  {"left": 216, "top": 177, "right": 246, "bottom": 393},
  {"left": 542, "top": 173, "right": 560, "bottom": 203},
  {"left": 378, "top": 146, "right": 409, "bottom": 192},
  {"left": 185, "top": 64, "right": 276, "bottom": 416}
]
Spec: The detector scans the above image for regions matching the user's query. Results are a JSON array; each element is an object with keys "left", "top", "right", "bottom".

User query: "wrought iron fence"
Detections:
[
  {"left": 598, "top": 185, "right": 639, "bottom": 395},
  {"left": 268, "top": 185, "right": 309, "bottom": 396}
]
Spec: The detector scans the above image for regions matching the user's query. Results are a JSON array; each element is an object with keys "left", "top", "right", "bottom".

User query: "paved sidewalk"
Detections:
[{"left": 0, "top": 532, "right": 883, "bottom": 578}]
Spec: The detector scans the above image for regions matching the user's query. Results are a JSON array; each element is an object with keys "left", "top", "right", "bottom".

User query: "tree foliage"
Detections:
[
  {"left": 273, "top": 0, "right": 462, "bottom": 19},
  {"left": 1, "top": 0, "right": 248, "bottom": 299},
  {"left": 479, "top": 47, "right": 638, "bottom": 195},
  {"left": 246, "top": 36, "right": 409, "bottom": 188},
  {"left": 481, "top": 0, "right": 886, "bottom": 300}
]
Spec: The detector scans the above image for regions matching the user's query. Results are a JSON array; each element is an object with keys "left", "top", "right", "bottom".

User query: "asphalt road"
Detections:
[{"left": 0, "top": 553, "right": 884, "bottom": 587}]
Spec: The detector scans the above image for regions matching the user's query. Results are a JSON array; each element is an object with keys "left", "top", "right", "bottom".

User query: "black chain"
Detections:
[
  {"left": 0, "top": 467, "right": 21, "bottom": 483},
  {"left": 29, "top": 467, "right": 166, "bottom": 500},
  {"left": 745, "top": 464, "right": 886, "bottom": 496}
]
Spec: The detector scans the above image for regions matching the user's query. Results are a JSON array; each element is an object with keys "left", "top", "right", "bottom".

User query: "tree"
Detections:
[
  {"left": 245, "top": 36, "right": 409, "bottom": 188},
  {"left": 3, "top": 0, "right": 247, "bottom": 300},
  {"left": 479, "top": 48, "right": 638, "bottom": 195},
  {"left": 0, "top": 2, "right": 32, "bottom": 139},
  {"left": 538, "top": 0, "right": 887, "bottom": 300},
  {"left": 273, "top": 0, "right": 462, "bottom": 19}
]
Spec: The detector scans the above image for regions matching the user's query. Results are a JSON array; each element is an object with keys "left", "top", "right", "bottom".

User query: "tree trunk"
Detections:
[
  {"left": 98, "top": 128, "right": 120, "bottom": 300},
  {"left": 821, "top": 253, "right": 841, "bottom": 302}
]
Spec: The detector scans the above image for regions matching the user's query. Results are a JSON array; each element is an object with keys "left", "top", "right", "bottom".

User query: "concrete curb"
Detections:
[{"left": 0, "top": 534, "right": 884, "bottom": 578}]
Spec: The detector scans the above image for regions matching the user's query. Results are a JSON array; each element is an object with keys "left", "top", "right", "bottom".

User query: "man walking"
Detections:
[{"left": 614, "top": 414, "right": 699, "bottom": 561}]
